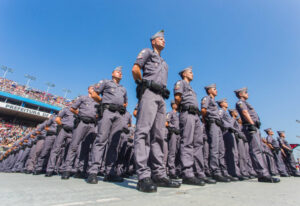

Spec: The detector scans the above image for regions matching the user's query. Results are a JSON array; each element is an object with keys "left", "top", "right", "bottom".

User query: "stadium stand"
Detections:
[{"left": 0, "top": 77, "right": 66, "bottom": 152}]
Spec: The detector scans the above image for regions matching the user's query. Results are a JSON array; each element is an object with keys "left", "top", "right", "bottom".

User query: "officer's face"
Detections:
[
  {"left": 112, "top": 70, "right": 122, "bottom": 80},
  {"left": 240, "top": 91, "right": 248, "bottom": 99},
  {"left": 152, "top": 37, "right": 165, "bottom": 50},
  {"left": 88, "top": 86, "right": 94, "bottom": 94},
  {"left": 183, "top": 70, "right": 193, "bottom": 81},
  {"left": 172, "top": 103, "right": 178, "bottom": 110},
  {"left": 221, "top": 101, "right": 228, "bottom": 108},
  {"left": 269, "top": 131, "right": 274, "bottom": 135},
  {"left": 209, "top": 88, "right": 217, "bottom": 96}
]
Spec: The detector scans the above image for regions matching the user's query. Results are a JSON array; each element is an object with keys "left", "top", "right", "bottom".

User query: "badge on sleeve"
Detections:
[
  {"left": 175, "top": 81, "right": 181, "bottom": 90},
  {"left": 202, "top": 97, "right": 207, "bottom": 104},
  {"left": 137, "top": 49, "right": 146, "bottom": 59}
]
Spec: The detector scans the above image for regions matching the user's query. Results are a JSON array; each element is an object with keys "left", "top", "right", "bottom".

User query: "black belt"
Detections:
[
  {"left": 136, "top": 79, "right": 170, "bottom": 99},
  {"left": 208, "top": 118, "right": 223, "bottom": 128},
  {"left": 62, "top": 125, "right": 73, "bottom": 133},
  {"left": 167, "top": 127, "right": 180, "bottom": 135},
  {"left": 102, "top": 103, "right": 126, "bottom": 115},
  {"left": 180, "top": 105, "right": 200, "bottom": 115},
  {"left": 46, "top": 131, "right": 57, "bottom": 136},
  {"left": 80, "top": 116, "right": 96, "bottom": 124}
]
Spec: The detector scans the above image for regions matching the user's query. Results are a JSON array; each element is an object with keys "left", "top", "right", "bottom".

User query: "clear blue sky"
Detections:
[{"left": 1, "top": 1, "right": 300, "bottom": 147}]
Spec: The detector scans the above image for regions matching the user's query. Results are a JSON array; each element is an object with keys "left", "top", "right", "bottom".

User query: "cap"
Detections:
[
  {"left": 264, "top": 128, "right": 272, "bottom": 133},
  {"left": 114, "top": 66, "right": 122, "bottom": 72},
  {"left": 277, "top": 131, "right": 285, "bottom": 136},
  {"left": 150, "top": 30, "right": 164, "bottom": 41},
  {"left": 178, "top": 66, "right": 192, "bottom": 77},
  {"left": 216, "top": 98, "right": 227, "bottom": 105},
  {"left": 234, "top": 87, "right": 247, "bottom": 95},
  {"left": 204, "top": 83, "right": 216, "bottom": 90}
]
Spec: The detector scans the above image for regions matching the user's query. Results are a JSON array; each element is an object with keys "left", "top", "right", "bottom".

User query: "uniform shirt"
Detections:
[
  {"left": 236, "top": 99, "right": 260, "bottom": 123},
  {"left": 135, "top": 48, "right": 168, "bottom": 86},
  {"left": 37, "top": 121, "right": 48, "bottom": 136},
  {"left": 122, "top": 111, "right": 132, "bottom": 129},
  {"left": 201, "top": 95, "right": 220, "bottom": 120},
  {"left": 278, "top": 137, "right": 291, "bottom": 149},
  {"left": 71, "top": 95, "right": 98, "bottom": 120},
  {"left": 166, "top": 110, "right": 179, "bottom": 129},
  {"left": 174, "top": 80, "right": 198, "bottom": 108},
  {"left": 46, "top": 116, "right": 58, "bottom": 133},
  {"left": 218, "top": 108, "right": 235, "bottom": 130},
  {"left": 58, "top": 107, "right": 75, "bottom": 128},
  {"left": 95, "top": 80, "right": 127, "bottom": 106},
  {"left": 266, "top": 135, "right": 280, "bottom": 148}
]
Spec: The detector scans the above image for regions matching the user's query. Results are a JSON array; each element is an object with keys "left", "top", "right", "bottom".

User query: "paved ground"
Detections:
[{"left": 0, "top": 173, "right": 299, "bottom": 206}]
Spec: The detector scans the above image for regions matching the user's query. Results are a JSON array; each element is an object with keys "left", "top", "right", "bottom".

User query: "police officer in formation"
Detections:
[
  {"left": 132, "top": 30, "right": 180, "bottom": 192},
  {"left": 2, "top": 30, "right": 300, "bottom": 194}
]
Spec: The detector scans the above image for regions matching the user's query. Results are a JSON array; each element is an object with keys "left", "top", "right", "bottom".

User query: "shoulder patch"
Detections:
[
  {"left": 202, "top": 97, "right": 207, "bottom": 104},
  {"left": 175, "top": 81, "right": 181, "bottom": 90},
  {"left": 137, "top": 49, "right": 147, "bottom": 59}
]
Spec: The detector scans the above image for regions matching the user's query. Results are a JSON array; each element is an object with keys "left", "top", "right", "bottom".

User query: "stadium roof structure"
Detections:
[{"left": 0, "top": 91, "right": 62, "bottom": 111}]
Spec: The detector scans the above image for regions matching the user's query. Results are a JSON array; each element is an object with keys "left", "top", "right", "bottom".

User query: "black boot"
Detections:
[
  {"left": 182, "top": 176, "right": 205, "bottom": 186},
  {"left": 61, "top": 171, "right": 70, "bottom": 180},
  {"left": 258, "top": 176, "right": 280, "bottom": 183},
  {"left": 25, "top": 170, "right": 32, "bottom": 174},
  {"left": 169, "top": 174, "right": 180, "bottom": 180},
  {"left": 292, "top": 173, "right": 300, "bottom": 177},
  {"left": 201, "top": 177, "right": 217, "bottom": 184},
  {"left": 45, "top": 171, "right": 54, "bottom": 177},
  {"left": 213, "top": 175, "right": 231, "bottom": 182},
  {"left": 103, "top": 174, "right": 124, "bottom": 182},
  {"left": 137, "top": 177, "right": 157, "bottom": 193},
  {"left": 33, "top": 170, "right": 42, "bottom": 175},
  {"left": 86, "top": 174, "right": 98, "bottom": 184},
  {"left": 224, "top": 175, "right": 239, "bottom": 182},
  {"left": 152, "top": 176, "right": 181, "bottom": 188},
  {"left": 280, "top": 173, "right": 290, "bottom": 177},
  {"left": 73, "top": 171, "right": 87, "bottom": 179},
  {"left": 237, "top": 176, "right": 249, "bottom": 181}
]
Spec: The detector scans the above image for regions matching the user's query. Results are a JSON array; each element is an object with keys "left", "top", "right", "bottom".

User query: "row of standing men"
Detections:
[{"left": 1, "top": 30, "right": 300, "bottom": 193}]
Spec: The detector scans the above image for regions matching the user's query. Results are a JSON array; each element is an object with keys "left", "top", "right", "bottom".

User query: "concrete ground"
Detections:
[{"left": 0, "top": 173, "right": 299, "bottom": 206}]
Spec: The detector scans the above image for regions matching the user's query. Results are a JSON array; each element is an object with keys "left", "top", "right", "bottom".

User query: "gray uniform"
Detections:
[
  {"left": 35, "top": 116, "right": 58, "bottom": 172},
  {"left": 201, "top": 96, "right": 227, "bottom": 176},
  {"left": 26, "top": 122, "right": 47, "bottom": 172},
  {"left": 219, "top": 108, "right": 241, "bottom": 177},
  {"left": 278, "top": 137, "right": 298, "bottom": 175},
  {"left": 236, "top": 99, "right": 269, "bottom": 178},
  {"left": 134, "top": 48, "right": 169, "bottom": 180},
  {"left": 174, "top": 80, "right": 205, "bottom": 178},
  {"left": 261, "top": 138, "right": 277, "bottom": 175},
  {"left": 64, "top": 95, "right": 98, "bottom": 172},
  {"left": 232, "top": 120, "right": 249, "bottom": 176},
  {"left": 88, "top": 79, "right": 127, "bottom": 176},
  {"left": 166, "top": 110, "right": 180, "bottom": 176},
  {"left": 46, "top": 107, "right": 74, "bottom": 173},
  {"left": 266, "top": 135, "right": 287, "bottom": 175}
]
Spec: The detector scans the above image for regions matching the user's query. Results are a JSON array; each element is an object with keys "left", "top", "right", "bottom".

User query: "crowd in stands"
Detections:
[
  {"left": 0, "top": 77, "right": 68, "bottom": 107},
  {"left": 0, "top": 118, "right": 34, "bottom": 149}
]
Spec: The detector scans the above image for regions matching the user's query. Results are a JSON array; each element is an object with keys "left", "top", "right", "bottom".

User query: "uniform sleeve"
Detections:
[
  {"left": 201, "top": 97, "right": 209, "bottom": 109},
  {"left": 58, "top": 108, "right": 66, "bottom": 118},
  {"left": 71, "top": 96, "right": 83, "bottom": 110},
  {"left": 173, "top": 81, "right": 184, "bottom": 95},
  {"left": 236, "top": 100, "right": 247, "bottom": 111},
  {"left": 94, "top": 80, "right": 106, "bottom": 94},
  {"left": 166, "top": 112, "right": 170, "bottom": 123},
  {"left": 135, "top": 48, "right": 151, "bottom": 68}
]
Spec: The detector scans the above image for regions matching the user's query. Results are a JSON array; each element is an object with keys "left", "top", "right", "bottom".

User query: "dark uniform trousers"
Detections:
[
  {"left": 88, "top": 109, "right": 123, "bottom": 175},
  {"left": 224, "top": 131, "right": 241, "bottom": 177},
  {"left": 35, "top": 135, "right": 57, "bottom": 171},
  {"left": 26, "top": 139, "right": 45, "bottom": 172},
  {"left": 179, "top": 111, "right": 204, "bottom": 178},
  {"left": 64, "top": 121, "right": 95, "bottom": 172},
  {"left": 134, "top": 89, "right": 167, "bottom": 180},
  {"left": 242, "top": 127, "right": 269, "bottom": 177},
  {"left": 46, "top": 129, "right": 72, "bottom": 173},
  {"left": 167, "top": 133, "right": 180, "bottom": 176}
]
